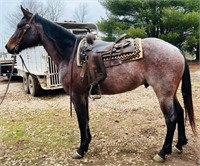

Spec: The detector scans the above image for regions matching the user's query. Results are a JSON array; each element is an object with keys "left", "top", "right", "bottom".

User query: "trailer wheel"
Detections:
[
  {"left": 28, "top": 75, "right": 41, "bottom": 96},
  {"left": 23, "top": 74, "right": 29, "bottom": 93}
]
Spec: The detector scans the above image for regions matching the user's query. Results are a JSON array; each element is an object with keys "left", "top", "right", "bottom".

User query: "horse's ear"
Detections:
[{"left": 21, "top": 5, "right": 33, "bottom": 19}]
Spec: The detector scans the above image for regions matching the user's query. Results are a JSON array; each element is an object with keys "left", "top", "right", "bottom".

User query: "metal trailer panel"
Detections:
[
  {"left": 15, "top": 46, "right": 62, "bottom": 90},
  {"left": 46, "top": 56, "right": 61, "bottom": 89},
  {"left": 16, "top": 46, "right": 47, "bottom": 75}
]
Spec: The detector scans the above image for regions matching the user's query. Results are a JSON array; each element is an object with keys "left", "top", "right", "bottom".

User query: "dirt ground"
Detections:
[{"left": 0, "top": 62, "right": 200, "bottom": 166}]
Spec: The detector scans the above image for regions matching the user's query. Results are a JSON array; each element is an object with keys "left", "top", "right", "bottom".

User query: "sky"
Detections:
[{"left": 0, "top": 0, "right": 107, "bottom": 52}]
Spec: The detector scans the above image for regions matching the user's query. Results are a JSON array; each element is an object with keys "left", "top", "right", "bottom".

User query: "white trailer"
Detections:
[
  {"left": 16, "top": 47, "right": 60, "bottom": 96},
  {"left": 15, "top": 22, "right": 98, "bottom": 96}
]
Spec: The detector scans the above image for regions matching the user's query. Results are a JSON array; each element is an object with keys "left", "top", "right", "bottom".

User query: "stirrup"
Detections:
[{"left": 89, "top": 84, "right": 102, "bottom": 100}]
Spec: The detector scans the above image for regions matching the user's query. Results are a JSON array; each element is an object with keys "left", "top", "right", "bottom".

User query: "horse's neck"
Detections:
[
  {"left": 36, "top": 17, "right": 76, "bottom": 65},
  {"left": 41, "top": 36, "right": 64, "bottom": 65}
]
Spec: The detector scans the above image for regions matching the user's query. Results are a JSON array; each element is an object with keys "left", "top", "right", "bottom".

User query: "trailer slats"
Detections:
[{"left": 48, "top": 56, "right": 61, "bottom": 87}]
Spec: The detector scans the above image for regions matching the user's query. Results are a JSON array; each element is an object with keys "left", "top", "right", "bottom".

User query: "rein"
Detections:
[
  {"left": 69, "top": 37, "right": 80, "bottom": 117},
  {"left": 0, "top": 55, "right": 16, "bottom": 106}
]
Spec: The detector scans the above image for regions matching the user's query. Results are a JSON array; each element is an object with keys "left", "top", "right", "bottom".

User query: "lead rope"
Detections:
[
  {"left": 0, "top": 54, "right": 16, "bottom": 106},
  {"left": 19, "top": 54, "right": 33, "bottom": 76},
  {"left": 69, "top": 38, "right": 79, "bottom": 117}
]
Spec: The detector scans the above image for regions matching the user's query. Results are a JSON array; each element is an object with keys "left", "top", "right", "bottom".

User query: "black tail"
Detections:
[{"left": 181, "top": 59, "right": 197, "bottom": 136}]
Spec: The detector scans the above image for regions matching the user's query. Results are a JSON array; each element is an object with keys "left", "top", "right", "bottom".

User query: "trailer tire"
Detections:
[
  {"left": 28, "top": 75, "right": 41, "bottom": 96},
  {"left": 23, "top": 74, "right": 29, "bottom": 93}
]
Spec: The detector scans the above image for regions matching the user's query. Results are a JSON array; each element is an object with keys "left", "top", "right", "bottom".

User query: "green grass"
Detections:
[{"left": 0, "top": 108, "right": 79, "bottom": 164}]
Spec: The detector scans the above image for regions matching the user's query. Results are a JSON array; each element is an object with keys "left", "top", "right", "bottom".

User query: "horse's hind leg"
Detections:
[
  {"left": 153, "top": 97, "right": 177, "bottom": 162},
  {"left": 173, "top": 98, "right": 188, "bottom": 153},
  {"left": 72, "top": 93, "right": 91, "bottom": 159}
]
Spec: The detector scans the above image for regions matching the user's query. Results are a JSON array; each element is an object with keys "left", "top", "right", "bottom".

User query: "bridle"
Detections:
[
  {"left": 7, "top": 13, "right": 78, "bottom": 117},
  {"left": 15, "top": 13, "right": 37, "bottom": 52},
  {"left": 0, "top": 14, "right": 37, "bottom": 106}
]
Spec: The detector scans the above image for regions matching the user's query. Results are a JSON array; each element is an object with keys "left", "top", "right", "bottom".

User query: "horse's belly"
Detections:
[{"left": 101, "top": 66, "right": 144, "bottom": 94}]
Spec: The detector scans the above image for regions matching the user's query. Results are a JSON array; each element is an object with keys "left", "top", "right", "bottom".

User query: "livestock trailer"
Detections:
[{"left": 15, "top": 22, "right": 98, "bottom": 96}]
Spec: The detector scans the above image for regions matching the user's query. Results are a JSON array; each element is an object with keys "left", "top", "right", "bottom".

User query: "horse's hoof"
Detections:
[
  {"left": 172, "top": 146, "right": 182, "bottom": 153},
  {"left": 72, "top": 152, "right": 83, "bottom": 159},
  {"left": 153, "top": 154, "right": 165, "bottom": 162},
  {"left": 196, "top": 158, "right": 200, "bottom": 165}
]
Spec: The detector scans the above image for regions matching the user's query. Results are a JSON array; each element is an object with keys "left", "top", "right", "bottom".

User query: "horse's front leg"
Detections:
[{"left": 72, "top": 92, "right": 91, "bottom": 159}]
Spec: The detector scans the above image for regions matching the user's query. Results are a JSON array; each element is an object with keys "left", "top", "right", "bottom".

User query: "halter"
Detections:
[{"left": 15, "top": 13, "right": 37, "bottom": 52}]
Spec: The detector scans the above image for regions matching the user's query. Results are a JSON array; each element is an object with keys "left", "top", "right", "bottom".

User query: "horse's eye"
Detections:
[
  {"left": 17, "top": 24, "right": 22, "bottom": 29},
  {"left": 17, "top": 23, "right": 25, "bottom": 29}
]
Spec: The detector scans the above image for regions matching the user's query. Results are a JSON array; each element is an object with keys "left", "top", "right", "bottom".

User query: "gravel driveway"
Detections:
[{"left": 0, "top": 63, "right": 200, "bottom": 166}]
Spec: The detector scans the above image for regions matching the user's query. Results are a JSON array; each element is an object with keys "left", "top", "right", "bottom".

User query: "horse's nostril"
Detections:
[{"left": 5, "top": 45, "right": 7, "bottom": 49}]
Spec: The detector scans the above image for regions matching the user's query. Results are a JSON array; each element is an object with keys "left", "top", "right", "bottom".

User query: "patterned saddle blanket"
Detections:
[{"left": 77, "top": 36, "right": 143, "bottom": 68}]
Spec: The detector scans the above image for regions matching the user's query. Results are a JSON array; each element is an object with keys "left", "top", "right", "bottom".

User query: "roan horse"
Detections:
[{"left": 6, "top": 7, "right": 196, "bottom": 162}]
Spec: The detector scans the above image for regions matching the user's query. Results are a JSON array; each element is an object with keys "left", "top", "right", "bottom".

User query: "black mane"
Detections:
[{"left": 34, "top": 14, "right": 77, "bottom": 61}]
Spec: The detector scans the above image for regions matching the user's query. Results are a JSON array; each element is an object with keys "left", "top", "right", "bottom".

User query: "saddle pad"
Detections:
[
  {"left": 76, "top": 38, "right": 143, "bottom": 67},
  {"left": 77, "top": 39, "right": 87, "bottom": 67},
  {"left": 102, "top": 38, "right": 143, "bottom": 67}
]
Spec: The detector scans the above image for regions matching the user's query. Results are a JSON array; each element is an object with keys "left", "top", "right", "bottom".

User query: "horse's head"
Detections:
[{"left": 5, "top": 6, "right": 39, "bottom": 54}]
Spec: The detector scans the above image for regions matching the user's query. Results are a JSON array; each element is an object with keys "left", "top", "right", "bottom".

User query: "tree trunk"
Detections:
[{"left": 196, "top": 43, "right": 199, "bottom": 61}]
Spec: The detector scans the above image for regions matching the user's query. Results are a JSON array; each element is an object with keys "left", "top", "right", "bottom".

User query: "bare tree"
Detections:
[
  {"left": 21, "top": 0, "right": 47, "bottom": 16},
  {"left": 46, "top": 0, "right": 65, "bottom": 22},
  {"left": 73, "top": 2, "right": 89, "bottom": 23},
  {"left": 6, "top": 0, "right": 65, "bottom": 32},
  {"left": 6, "top": 0, "right": 47, "bottom": 30}
]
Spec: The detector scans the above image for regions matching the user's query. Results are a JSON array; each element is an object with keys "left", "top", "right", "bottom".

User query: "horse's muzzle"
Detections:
[{"left": 5, "top": 44, "right": 18, "bottom": 54}]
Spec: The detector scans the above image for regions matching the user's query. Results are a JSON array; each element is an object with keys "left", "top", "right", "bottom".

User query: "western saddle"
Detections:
[{"left": 78, "top": 33, "right": 142, "bottom": 99}]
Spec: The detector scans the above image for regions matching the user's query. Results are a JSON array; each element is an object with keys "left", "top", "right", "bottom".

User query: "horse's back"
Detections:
[
  {"left": 142, "top": 38, "right": 184, "bottom": 60},
  {"left": 142, "top": 38, "right": 185, "bottom": 74}
]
